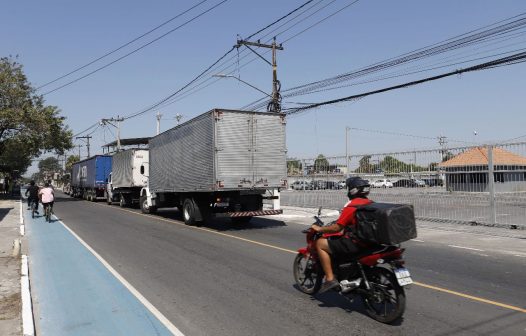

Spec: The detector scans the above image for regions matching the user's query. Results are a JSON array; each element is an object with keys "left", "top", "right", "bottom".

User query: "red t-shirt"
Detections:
[{"left": 336, "top": 197, "right": 372, "bottom": 229}]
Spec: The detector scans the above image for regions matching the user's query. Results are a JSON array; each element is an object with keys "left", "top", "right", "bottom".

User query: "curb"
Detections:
[{"left": 19, "top": 199, "right": 35, "bottom": 336}]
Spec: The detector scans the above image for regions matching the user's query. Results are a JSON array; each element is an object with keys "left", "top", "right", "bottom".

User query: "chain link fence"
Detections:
[{"left": 284, "top": 142, "right": 526, "bottom": 228}]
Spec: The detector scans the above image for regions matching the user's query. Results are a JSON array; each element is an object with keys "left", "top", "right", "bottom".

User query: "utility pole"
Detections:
[
  {"left": 236, "top": 37, "right": 284, "bottom": 112},
  {"left": 156, "top": 112, "right": 162, "bottom": 135},
  {"left": 77, "top": 144, "right": 83, "bottom": 158},
  {"left": 101, "top": 116, "right": 125, "bottom": 151},
  {"left": 438, "top": 135, "right": 448, "bottom": 161},
  {"left": 76, "top": 135, "right": 92, "bottom": 158},
  {"left": 345, "top": 126, "right": 350, "bottom": 176}
]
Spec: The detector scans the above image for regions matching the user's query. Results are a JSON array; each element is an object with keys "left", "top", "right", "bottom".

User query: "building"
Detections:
[{"left": 438, "top": 146, "right": 526, "bottom": 192}]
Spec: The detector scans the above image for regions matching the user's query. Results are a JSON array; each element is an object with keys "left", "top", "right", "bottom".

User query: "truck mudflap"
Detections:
[{"left": 216, "top": 209, "right": 283, "bottom": 218}]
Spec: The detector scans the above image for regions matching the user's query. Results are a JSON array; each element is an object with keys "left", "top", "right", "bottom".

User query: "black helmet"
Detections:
[
  {"left": 346, "top": 177, "right": 370, "bottom": 199},
  {"left": 30, "top": 180, "right": 35, "bottom": 186}
]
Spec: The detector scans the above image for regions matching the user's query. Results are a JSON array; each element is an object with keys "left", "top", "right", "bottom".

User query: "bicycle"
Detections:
[
  {"left": 29, "top": 199, "right": 38, "bottom": 219},
  {"left": 43, "top": 203, "right": 53, "bottom": 222}
]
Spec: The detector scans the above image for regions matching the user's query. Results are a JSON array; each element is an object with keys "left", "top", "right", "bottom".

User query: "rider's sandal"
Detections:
[{"left": 319, "top": 279, "right": 340, "bottom": 293}]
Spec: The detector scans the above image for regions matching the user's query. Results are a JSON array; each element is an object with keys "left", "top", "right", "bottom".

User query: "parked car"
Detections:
[
  {"left": 393, "top": 179, "right": 419, "bottom": 188},
  {"left": 325, "top": 181, "right": 339, "bottom": 190},
  {"left": 337, "top": 180, "right": 347, "bottom": 189},
  {"left": 291, "top": 181, "right": 310, "bottom": 190},
  {"left": 371, "top": 179, "right": 393, "bottom": 188},
  {"left": 413, "top": 179, "right": 426, "bottom": 187},
  {"left": 422, "top": 178, "right": 444, "bottom": 187}
]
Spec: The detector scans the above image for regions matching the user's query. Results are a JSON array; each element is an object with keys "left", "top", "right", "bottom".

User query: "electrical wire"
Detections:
[
  {"left": 37, "top": 0, "right": 210, "bottom": 90},
  {"left": 42, "top": 0, "right": 229, "bottom": 96},
  {"left": 120, "top": 0, "right": 339, "bottom": 119},
  {"left": 285, "top": 51, "right": 526, "bottom": 116}
]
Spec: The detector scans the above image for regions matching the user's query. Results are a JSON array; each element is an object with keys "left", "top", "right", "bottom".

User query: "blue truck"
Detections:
[{"left": 70, "top": 155, "right": 112, "bottom": 201}]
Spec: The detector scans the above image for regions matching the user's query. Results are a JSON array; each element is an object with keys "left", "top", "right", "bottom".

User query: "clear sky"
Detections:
[{"left": 2, "top": 0, "right": 525, "bottom": 174}]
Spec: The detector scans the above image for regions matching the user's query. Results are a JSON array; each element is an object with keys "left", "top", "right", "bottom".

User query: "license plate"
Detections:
[{"left": 394, "top": 268, "right": 413, "bottom": 286}]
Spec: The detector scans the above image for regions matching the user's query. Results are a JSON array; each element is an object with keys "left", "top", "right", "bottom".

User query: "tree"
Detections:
[
  {"left": 0, "top": 56, "right": 73, "bottom": 176},
  {"left": 65, "top": 155, "right": 80, "bottom": 171},
  {"left": 313, "top": 154, "right": 329, "bottom": 173},
  {"left": 356, "top": 155, "right": 376, "bottom": 173},
  {"left": 38, "top": 157, "right": 61, "bottom": 174},
  {"left": 287, "top": 158, "right": 302, "bottom": 175}
]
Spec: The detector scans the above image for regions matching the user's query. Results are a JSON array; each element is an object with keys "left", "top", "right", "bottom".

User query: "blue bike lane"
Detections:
[{"left": 25, "top": 209, "right": 183, "bottom": 336}]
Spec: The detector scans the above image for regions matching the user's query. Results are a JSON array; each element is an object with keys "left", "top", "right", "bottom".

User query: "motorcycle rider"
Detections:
[{"left": 310, "top": 176, "right": 372, "bottom": 293}]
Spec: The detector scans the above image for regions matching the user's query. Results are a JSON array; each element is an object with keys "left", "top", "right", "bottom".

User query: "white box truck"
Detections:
[
  {"left": 106, "top": 149, "right": 149, "bottom": 207},
  {"left": 140, "top": 109, "right": 286, "bottom": 225}
]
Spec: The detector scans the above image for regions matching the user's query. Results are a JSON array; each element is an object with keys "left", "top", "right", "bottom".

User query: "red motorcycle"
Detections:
[{"left": 293, "top": 212, "right": 412, "bottom": 324}]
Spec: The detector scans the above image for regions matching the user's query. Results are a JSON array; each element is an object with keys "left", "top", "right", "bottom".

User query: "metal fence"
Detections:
[{"left": 284, "top": 142, "right": 526, "bottom": 228}]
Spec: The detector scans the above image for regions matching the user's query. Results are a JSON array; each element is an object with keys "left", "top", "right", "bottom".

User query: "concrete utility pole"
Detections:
[
  {"left": 156, "top": 112, "right": 162, "bottom": 135},
  {"left": 236, "top": 37, "right": 284, "bottom": 113},
  {"left": 76, "top": 135, "right": 92, "bottom": 158},
  {"left": 77, "top": 144, "right": 83, "bottom": 158},
  {"left": 101, "top": 116, "right": 125, "bottom": 151},
  {"left": 438, "top": 135, "right": 448, "bottom": 161},
  {"left": 345, "top": 126, "right": 351, "bottom": 176}
]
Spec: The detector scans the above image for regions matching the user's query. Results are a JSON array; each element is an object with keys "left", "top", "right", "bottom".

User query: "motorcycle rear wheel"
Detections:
[
  {"left": 362, "top": 267, "right": 406, "bottom": 324},
  {"left": 293, "top": 253, "right": 323, "bottom": 294}
]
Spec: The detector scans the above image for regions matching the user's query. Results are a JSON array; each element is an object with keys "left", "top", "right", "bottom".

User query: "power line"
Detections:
[
  {"left": 120, "top": 0, "right": 337, "bottom": 120},
  {"left": 42, "top": 0, "right": 229, "bottom": 96},
  {"left": 286, "top": 51, "right": 526, "bottom": 115},
  {"left": 37, "top": 0, "right": 210, "bottom": 90}
]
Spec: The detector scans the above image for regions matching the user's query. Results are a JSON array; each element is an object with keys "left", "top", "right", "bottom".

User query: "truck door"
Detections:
[{"left": 253, "top": 113, "right": 287, "bottom": 188}]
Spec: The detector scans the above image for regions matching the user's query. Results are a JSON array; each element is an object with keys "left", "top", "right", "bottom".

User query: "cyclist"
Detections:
[
  {"left": 39, "top": 182, "right": 55, "bottom": 218},
  {"left": 25, "top": 180, "right": 40, "bottom": 214}
]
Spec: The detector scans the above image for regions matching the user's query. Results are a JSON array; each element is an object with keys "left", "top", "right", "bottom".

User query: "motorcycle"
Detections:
[{"left": 293, "top": 209, "right": 413, "bottom": 324}]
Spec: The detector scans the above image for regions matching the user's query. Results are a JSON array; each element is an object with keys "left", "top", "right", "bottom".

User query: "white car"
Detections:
[{"left": 371, "top": 179, "right": 393, "bottom": 188}]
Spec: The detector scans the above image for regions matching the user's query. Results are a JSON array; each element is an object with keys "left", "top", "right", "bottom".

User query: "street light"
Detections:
[{"left": 212, "top": 74, "right": 272, "bottom": 98}]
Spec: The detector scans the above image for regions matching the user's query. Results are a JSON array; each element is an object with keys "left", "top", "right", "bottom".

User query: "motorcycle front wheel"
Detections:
[
  {"left": 293, "top": 253, "right": 323, "bottom": 294},
  {"left": 362, "top": 267, "right": 406, "bottom": 324}
]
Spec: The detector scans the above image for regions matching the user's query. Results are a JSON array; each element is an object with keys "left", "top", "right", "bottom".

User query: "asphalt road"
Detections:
[{"left": 50, "top": 192, "right": 526, "bottom": 336}]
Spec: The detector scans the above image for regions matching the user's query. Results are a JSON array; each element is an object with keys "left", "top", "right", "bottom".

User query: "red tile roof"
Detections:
[{"left": 439, "top": 147, "right": 526, "bottom": 167}]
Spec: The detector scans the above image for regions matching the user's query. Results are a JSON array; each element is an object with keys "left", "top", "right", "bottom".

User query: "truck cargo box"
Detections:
[
  {"left": 355, "top": 203, "right": 417, "bottom": 245},
  {"left": 149, "top": 109, "right": 286, "bottom": 193},
  {"left": 111, "top": 149, "right": 149, "bottom": 189},
  {"left": 71, "top": 155, "right": 112, "bottom": 189}
]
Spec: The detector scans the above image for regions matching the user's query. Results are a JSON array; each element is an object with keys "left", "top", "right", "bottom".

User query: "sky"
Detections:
[{"left": 2, "top": 0, "right": 526, "bottom": 175}]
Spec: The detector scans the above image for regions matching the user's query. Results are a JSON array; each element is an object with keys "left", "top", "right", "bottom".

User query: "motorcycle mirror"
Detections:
[{"left": 317, "top": 206, "right": 322, "bottom": 216}]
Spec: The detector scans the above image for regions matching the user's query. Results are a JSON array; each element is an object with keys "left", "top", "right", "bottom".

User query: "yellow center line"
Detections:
[{"left": 91, "top": 201, "right": 526, "bottom": 314}]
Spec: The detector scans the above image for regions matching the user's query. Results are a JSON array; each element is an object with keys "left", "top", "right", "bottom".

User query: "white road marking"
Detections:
[
  {"left": 448, "top": 245, "right": 485, "bottom": 252},
  {"left": 21, "top": 255, "right": 35, "bottom": 336},
  {"left": 411, "top": 239, "right": 425, "bottom": 242},
  {"left": 55, "top": 215, "right": 185, "bottom": 336}
]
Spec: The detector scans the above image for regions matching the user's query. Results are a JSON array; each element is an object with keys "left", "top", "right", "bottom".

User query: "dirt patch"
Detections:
[{"left": 0, "top": 293, "right": 20, "bottom": 320}]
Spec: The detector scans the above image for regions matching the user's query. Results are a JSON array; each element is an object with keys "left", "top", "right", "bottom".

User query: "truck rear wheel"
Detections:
[
  {"left": 183, "top": 198, "right": 196, "bottom": 225},
  {"left": 119, "top": 194, "right": 127, "bottom": 207},
  {"left": 140, "top": 196, "right": 156, "bottom": 214}
]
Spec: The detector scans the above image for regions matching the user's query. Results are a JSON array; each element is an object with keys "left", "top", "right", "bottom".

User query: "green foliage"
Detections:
[
  {"left": 38, "top": 157, "right": 61, "bottom": 173},
  {"left": 313, "top": 154, "right": 329, "bottom": 172},
  {"left": 66, "top": 155, "right": 80, "bottom": 171},
  {"left": 0, "top": 56, "right": 73, "bottom": 175},
  {"left": 287, "top": 158, "right": 302, "bottom": 175},
  {"left": 356, "top": 155, "right": 376, "bottom": 173}
]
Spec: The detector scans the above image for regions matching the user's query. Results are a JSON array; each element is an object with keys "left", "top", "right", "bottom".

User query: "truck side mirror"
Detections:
[{"left": 140, "top": 165, "right": 145, "bottom": 175}]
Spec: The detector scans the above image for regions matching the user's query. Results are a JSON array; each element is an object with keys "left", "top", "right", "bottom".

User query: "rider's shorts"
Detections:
[
  {"left": 329, "top": 237, "right": 359, "bottom": 257},
  {"left": 42, "top": 201, "right": 54, "bottom": 208}
]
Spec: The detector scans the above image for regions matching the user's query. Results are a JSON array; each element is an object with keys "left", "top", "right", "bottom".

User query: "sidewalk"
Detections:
[{"left": 0, "top": 198, "right": 23, "bottom": 336}]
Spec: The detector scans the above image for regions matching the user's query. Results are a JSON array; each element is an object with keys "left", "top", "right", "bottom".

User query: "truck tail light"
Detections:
[
  {"left": 217, "top": 181, "right": 224, "bottom": 188},
  {"left": 281, "top": 179, "right": 287, "bottom": 186}
]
